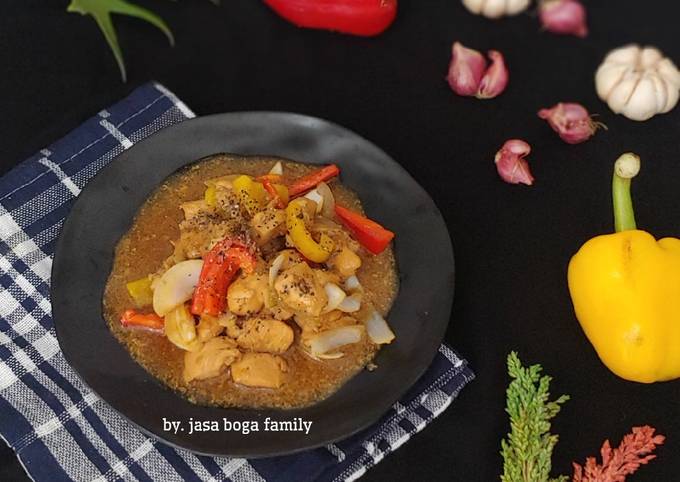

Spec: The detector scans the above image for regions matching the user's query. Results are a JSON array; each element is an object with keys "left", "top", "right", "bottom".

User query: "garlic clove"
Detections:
[
  {"left": 624, "top": 77, "right": 660, "bottom": 121},
  {"left": 461, "top": 0, "right": 483, "bottom": 14},
  {"left": 662, "top": 78, "right": 680, "bottom": 113},
  {"left": 507, "top": 0, "right": 530, "bottom": 15},
  {"left": 595, "top": 64, "right": 629, "bottom": 100},
  {"left": 605, "top": 74, "right": 638, "bottom": 114},
  {"left": 640, "top": 47, "right": 663, "bottom": 68},
  {"left": 648, "top": 74, "right": 669, "bottom": 113},
  {"left": 605, "top": 44, "right": 640, "bottom": 65},
  {"left": 482, "top": 0, "right": 506, "bottom": 19}
]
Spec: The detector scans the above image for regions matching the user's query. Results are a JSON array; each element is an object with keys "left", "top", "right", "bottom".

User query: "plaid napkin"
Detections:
[{"left": 0, "top": 82, "right": 474, "bottom": 482}]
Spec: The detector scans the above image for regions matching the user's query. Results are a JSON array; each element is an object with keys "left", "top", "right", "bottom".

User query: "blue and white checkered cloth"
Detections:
[{"left": 0, "top": 82, "right": 474, "bottom": 482}]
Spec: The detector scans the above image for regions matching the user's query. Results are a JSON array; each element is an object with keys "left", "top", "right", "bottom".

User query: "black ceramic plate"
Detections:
[{"left": 52, "top": 112, "right": 454, "bottom": 458}]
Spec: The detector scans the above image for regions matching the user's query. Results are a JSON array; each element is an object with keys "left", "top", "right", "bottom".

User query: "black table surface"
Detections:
[{"left": 3, "top": 1, "right": 680, "bottom": 481}]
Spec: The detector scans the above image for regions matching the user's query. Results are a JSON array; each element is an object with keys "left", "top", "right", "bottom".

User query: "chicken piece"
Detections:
[
  {"left": 236, "top": 318, "right": 294, "bottom": 354},
  {"left": 227, "top": 273, "right": 268, "bottom": 316},
  {"left": 176, "top": 218, "right": 240, "bottom": 259},
  {"left": 196, "top": 315, "right": 224, "bottom": 342},
  {"left": 251, "top": 209, "right": 286, "bottom": 245},
  {"left": 216, "top": 312, "right": 242, "bottom": 338},
  {"left": 231, "top": 353, "right": 288, "bottom": 389},
  {"left": 328, "top": 247, "right": 362, "bottom": 278},
  {"left": 314, "top": 269, "right": 341, "bottom": 287},
  {"left": 274, "top": 262, "right": 328, "bottom": 316},
  {"left": 183, "top": 337, "right": 241, "bottom": 383},
  {"left": 267, "top": 303, "right": 294, "bottom": 321},
  {"left": 180, "top": 200, "right": 214, "bottom": 220}
]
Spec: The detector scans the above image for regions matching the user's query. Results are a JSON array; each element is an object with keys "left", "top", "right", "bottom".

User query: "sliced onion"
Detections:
[
  {"left": 364, "top": 309, "right": 395, "bottom": 345},
  {"left": 152, "top": 260, "right": 203, "bottom": 316},
  {"left": 269, "top": 161, "right": 283, "bottom": 176},
  {"left": 304, "top": 189, "right": 324, "bottom": 213},
  {"left": 323, "top": 283, "right": 347, "bottom": 313},
  {"left": 317, "top": 351, "right": 345, "bottom": 360},
  {"left": 316, "top": 182, "right": 335, "bottom": 219},
  {"left": 344, "top": 275, "right": 363, "bottom": 293},
  {"left": 309, "top": 325, "right": 363, "bottom": 357},
  {"left": 269, "top": 253, "right": 286, "bottom": 288},
  {"left": 311, "top": 217, "right": 342, "bottom": 232},
  {"left": 338, "top": 293, "right": 362, "bottom": 313}
]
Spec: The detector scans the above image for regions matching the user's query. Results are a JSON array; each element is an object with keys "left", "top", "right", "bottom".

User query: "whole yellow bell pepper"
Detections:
[
  {"left": 568, "top": 153, "right": 680, "bottom": 383},
  {"left": 286, "top": 198, "right": 334, "bottom": 263}
]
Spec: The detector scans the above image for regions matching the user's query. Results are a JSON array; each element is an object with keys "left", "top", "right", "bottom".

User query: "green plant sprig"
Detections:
[{"left": 501, "top": 352, "right": 570, "bottom": 482}]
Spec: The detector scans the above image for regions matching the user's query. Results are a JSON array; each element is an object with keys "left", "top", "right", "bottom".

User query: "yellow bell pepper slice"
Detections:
[
  {"left": 286, "top": 198, "right": 334, "bottom": 263},
  {"left": 233, "top": 175, "right": 267, "bottom": 215},
  {"left": 204, "top": 186, "right": 217, "bottom": 206},
  {"left": 126, "top": 276, "right": 154, "bottom": 307}
]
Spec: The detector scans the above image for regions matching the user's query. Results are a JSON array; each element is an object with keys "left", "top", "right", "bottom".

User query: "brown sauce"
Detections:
[{"left": 103, "top": 154, "right": 398, "bottom": 409}]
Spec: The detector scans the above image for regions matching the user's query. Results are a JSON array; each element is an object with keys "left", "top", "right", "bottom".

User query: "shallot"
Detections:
[
  {"left": 539, "top": 0, "right": 588, "bottom": 38},
  {"left": 447, "top": 42, "right": 509, "bottom": 99},
  {"left": 538, "top": 102, "right": 604, "bottom": 144},
  {"left": 494, "top": 140, "right": 534, "bottom": 186}
]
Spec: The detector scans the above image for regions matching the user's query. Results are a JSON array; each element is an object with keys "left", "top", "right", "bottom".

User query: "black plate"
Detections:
[{"left": 51, "top": 112, "right": 454, "bottom": 458}]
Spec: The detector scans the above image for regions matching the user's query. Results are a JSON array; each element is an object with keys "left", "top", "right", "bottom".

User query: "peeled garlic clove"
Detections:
[
  {"left": 447, "top": 42, "right": 487, "bottom": 96},
  {"left": 494, "top": 140, "right": 534, "bottom": 186}
]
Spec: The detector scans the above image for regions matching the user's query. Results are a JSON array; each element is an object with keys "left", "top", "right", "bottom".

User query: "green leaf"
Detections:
[
  {"left": 500, "top": 352, "right": 569, "bottom": 482},
  {"left": 67, "top": 0, "right": 174, "bottom": 82}
]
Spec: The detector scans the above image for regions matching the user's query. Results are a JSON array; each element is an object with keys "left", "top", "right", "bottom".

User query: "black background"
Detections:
[{"left": 2, "top": 1, "right": 680, "bottom": 481}]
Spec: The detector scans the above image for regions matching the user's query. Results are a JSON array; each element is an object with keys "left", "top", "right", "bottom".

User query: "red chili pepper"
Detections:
[
  {"left": 263, "top": 0, "right": 397, "bottom": 37},
  {"left": 190, "top": 240, "right": 256, "bottom": 317},
  {"left": 120, "top": 309, "right": 165, "bottom": 332},
  {"left": 261, "top": 177, "right": 287, "bottom": 209},
  {"left": 288, "top": 164, "right": 340, "bottom": 198},
  {"left": 335, "top": 205, "right": 395, "bottom": 254}
]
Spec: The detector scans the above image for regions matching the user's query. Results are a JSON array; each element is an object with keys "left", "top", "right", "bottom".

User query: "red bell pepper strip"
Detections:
[
  {"left": 120, "top": 309, "right": 165, "bottom": 332},
  {"left": 261, "top": 177, "right": 287, "bottom": 209},
  {"left": 288, "top": 164, "right": 340, "bottom": 198},
  {"left": 263, "top": 0, "right": 398, "bottom": 37},
  {"left": 335, "top": 205, "right": 395, "bottom": 254},
  {"left": 190, "top": 240, "right": 256, "bottom": 317}
]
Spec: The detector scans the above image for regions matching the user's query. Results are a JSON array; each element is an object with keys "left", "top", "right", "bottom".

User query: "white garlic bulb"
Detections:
[
  {"left": 595, "top": 44, "right": 680, "bottom": 121},
  {"left": 462, "top": 0, "right": 530, "bottom": 19}
]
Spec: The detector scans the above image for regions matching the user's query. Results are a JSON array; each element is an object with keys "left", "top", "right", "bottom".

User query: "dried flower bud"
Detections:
[
  {"left": 447, "top": 42, "right": 509, "bottom": 98},
  {"left": 495, "top": 140, "right": 534, "bottom": 186},
  {"left": 538, "top": 102, "right": 604, "bottom": 144},
  {"left": 477, "top": 50, "right": 509, "bottom": 99},
  {"left": 447, "top": 42, "right": 487, "bottom": 96},
  {"left": 539, "top": 0, "right": 588, "bottom": 38}
]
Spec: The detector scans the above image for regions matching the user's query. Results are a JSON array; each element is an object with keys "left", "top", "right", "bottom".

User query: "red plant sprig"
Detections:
[{"left": 572, "top": 426, "right": 665, "bottom": 482}]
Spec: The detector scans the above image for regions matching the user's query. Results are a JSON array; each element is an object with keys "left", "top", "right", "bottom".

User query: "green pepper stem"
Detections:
[{"left": 612, "top": 153, "right": 640, "bottom": 232}]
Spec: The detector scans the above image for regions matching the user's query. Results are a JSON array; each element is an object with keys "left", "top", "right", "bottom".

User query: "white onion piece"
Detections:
[
  {"left": 304, "top": 189, "right": 324, "bottom": 213},
  {"left": 269, "top": 253, "right": 286, "bottom": 288},
  {"left": 269, "top": 161, "right": 283, "bottom": 176},
  {"left": 323, "top": 283, "right": 347, "bottom": 313},
  {"left": 344, "top": 275, "right": 363, "bottom": 293},
  {"left": 364, "top": 309, "right": 395, "bottom": 345},
  {"left": 152, "top": 260, "right": 203, "bottom": 316},
  {"left": 309, "top": 325, "right": 363, "bottom": 357},
  {"left": 338, "top": 293, "right": 362, "bottom": 313},
  {"left": 316, "top": 182, "right": 335, "bottom": 218}
]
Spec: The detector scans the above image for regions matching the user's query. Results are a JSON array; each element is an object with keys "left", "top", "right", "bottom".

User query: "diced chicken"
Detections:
[
  {"left": 313, "top": 269, "right": 341, "bottom": 287},
  {"left": 231, "top": 353, "right": 288, "bottom": 389},
  {"left": 183, "top": 337, "right": 241, "bottom": 383},
  {"left": 196, "top": 315, "right": 224, "bottom": 342},
  {"left": 251, "top": 209, "right": 286, "bottom": 245},
  {"left": 227, "top": 274, "right": 268, "bottom": 316},
  {"left": 328, "top": 247, "right": 362, "bottom": 278},
  {"left": 274, "top": 262, "right": 328, "bottom": 316},
  {"left": 236, "top": 318, "right": 294, "bottom": 354},
  {"left": 267, "top": 303, "right": 294, "bottom": 321},
  {"left": 216, "top": 312, "right": 242, "bottom": 338},
  {"left": 180, "top": 200, "right": 214, "bottom": 221}
]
